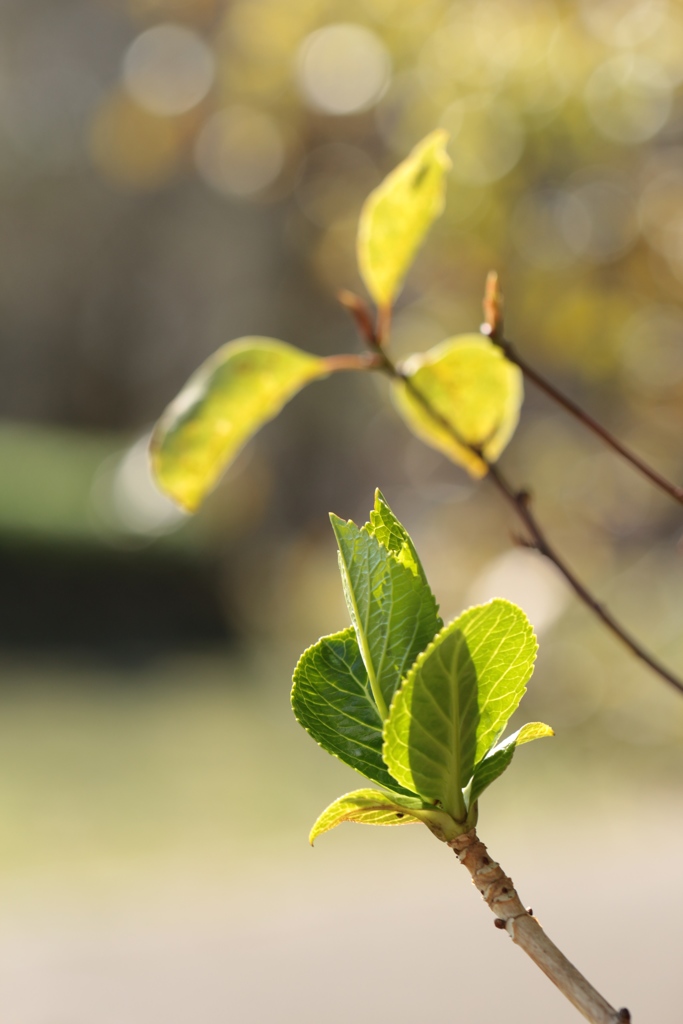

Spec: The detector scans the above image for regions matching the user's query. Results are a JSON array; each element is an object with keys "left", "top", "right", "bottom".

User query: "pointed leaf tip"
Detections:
[
  {"left": 467, "top": 720, "right": 553, "bottom": 807},
  {"left": 357, "top": 130, "right": 451, "bottom": 308},
  {"left": 332, "top": 514, "right": 441, "bottom": 718},
  {"left": 367, "top": 490, "right": 433, "bottom": 587}
]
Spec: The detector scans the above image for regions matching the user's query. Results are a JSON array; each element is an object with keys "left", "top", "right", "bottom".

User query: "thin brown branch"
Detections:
[
  {"left": 362, "top": 345, "right": 683, "bottom": 696},
  {"left": 376, "top": 303, "right": 392, "bottom": 348},
  {"left": 480, "top": 272, "right": 683, "bottom": 506},
  {"left": 484, "top": 462, "right": 683, "bottom": 695},
  {"left": 337, "top": 291, "right": 376, "bottom": 348},
  {"left": 449, "top": 830, "right": 630, "bottom": 1024},
  {"left": 322, "top": 352, "right": 384, "bottom": 373},
  {"left": 482, "top": 270, "right": 504, "bottom": 341},
  {"left": 486, "top": 332, "right": 683, "bottom": 508}
]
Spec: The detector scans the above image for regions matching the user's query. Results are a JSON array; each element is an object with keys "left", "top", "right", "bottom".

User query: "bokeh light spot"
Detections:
[
  {"left": 194, "top": 106, "right": 285, "bottom": 198},
  {"left": 91, "top": 435, "right": 188, "bottom": 538},
  {"left": 584, "top": 54, "right": 672, "bottom": 144},
  {"left": 114, "top": 435, "right": 188, "bottom": 535},
  {"left": 466, "top": 548, "right": 568, "bottom": 635},
  {"left": 442, "top": 97, "right": 524, "bottom": 186},
  {"left": 123, "top": 23, "right": 214, "bottom": 116},
  {"left": 296, "top": 23, "right": 391, "bottom": 116},
  {"left": 580, "top": 0, "right": 669, "bottom": 49}
]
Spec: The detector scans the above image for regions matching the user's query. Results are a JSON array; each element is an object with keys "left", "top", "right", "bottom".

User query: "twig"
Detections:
[
  {"left": 323, "top": 352, "right": 383, "bottom": 373},
  {"left": 449, "top": 830, "right": 630, "bottom": 1024},
  {"left": 495, "top": 334, "right": 683, "bottom": 505},
  {"left": 336, "top": 289, "right": 683, "bottom": 695},
  {"left": 402, "top": 368, "right": 683, "bottom": 695},
  {"left": 337, "top": 291, "right": 376, "bottom": 348},
  {"left": 484, "top": 462, "right": 683, "bottom": 694},
  {"left": 479, "top": 272, "right": 683, "bottom": 508}
]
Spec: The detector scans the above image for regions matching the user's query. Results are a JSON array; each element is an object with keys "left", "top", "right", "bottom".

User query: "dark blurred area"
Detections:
[{"left": 1, "top": 4, "right": 683, "bottom": 1020}]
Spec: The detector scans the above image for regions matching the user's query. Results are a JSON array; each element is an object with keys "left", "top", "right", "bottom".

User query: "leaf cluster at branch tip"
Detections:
[{"left": 291, "top": 491, "right": 552, "bottom": 844}]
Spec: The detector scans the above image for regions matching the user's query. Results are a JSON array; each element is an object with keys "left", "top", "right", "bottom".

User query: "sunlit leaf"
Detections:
[
  {"left": 291, "top": 628, "right": 417, "bottom": 796},
  {"left": 330, "top": 514, "right": 441, "bottom": 720},
  {"left": 150, "top": 337, "right": 328, "bottom": 511},
  {"left": 459, "top": 600, "right": 538, "bottom": 765},
  {"left": 393, "top": 335, "right": 523, "bottom": 478},
  {"left": 383, "top": 599, "right": 537, "bottom": 820},
  {"left": 467, "top": 721, "right": 554, "bottom": 808},
  {"left": 308, "top": 788, "right": 467, "bottom": 844},
  {"left": 357, "top": 129, "right": 451, "bottom": 308},
  {"left": 309, "top": 788, "right": 425, "bottom": 844},
  {"left": 368, "top": 488, "right": 427, "bottom": 584}
]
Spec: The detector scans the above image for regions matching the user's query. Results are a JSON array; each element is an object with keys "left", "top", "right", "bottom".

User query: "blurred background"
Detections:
[{"left": 1, "top": 0, "right": 683, "bottom": 1020}]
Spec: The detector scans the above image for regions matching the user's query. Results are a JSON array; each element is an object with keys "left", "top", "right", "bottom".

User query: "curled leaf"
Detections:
[
  {"left": 151, "top": 338, "right": 328, "bottom": 511},
  {"left": 309, "top": 788, "right": 424, "bottom": 844},
  {"left": 393, "top": 334, "right": 523, "bottom": 477},
  {"left": 467, "top": 722, "right": 554, "bottom": 808},
  {"left": 357, "top": 130, "right": 451, "bottom": 308},
  {"left": 309, "top": 788, "right": 467, "bottom": 844}
]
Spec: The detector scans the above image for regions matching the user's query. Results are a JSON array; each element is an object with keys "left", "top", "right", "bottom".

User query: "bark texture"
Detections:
[{"left": 448, "top": 830, "right": 630, "bottom": 1024}]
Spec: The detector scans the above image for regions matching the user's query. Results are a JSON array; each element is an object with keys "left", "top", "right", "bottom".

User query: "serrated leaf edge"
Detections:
[
  {"left": 290, "top": 628, "right": 420, "bottom": 799},
  {"left": 382, "top": 598, "right": 539, "bottom": 815}
]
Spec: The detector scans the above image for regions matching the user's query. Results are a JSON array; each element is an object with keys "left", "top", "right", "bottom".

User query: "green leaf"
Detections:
[
  {"left": 291, "top": 628, "right": 416, "bottom": 796},
  {"left": 309, "top": 788, "right": 425, "bottom": 845},
  {"left": 368, "top": 489, "right": 428, "bottom": 584},
  {"left": 150, "top": 337, "right": 328, "bottom": 511},
  {"left": 357, "top": 130, "right": 451, "bottom": 308},
  {"left": 467, "top": 722, "right": 554, "bottom": 808},
  {"left": 330, "top": 515, "right": 441, "bottom": 720},
  {"left": 308, "top": 788, "right": 470, "bottom": 844},
  {"left": 383, "top": 599, "right": 537, "bottom": 821},
  {"left": 393, "top": 335, "right": 523, "bottom": 478}
]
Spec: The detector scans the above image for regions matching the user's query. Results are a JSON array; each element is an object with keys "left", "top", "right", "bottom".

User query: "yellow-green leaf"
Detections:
[
  {"left": 309, "top": 788, "right": 424, "bottom": 844},
  {"left": 308, "top": 788, "right": 467, "bottom": 845},
  {"left": 393, "top": 334, "right": 523, "bottom": 478},
  {"left": 357, "top": 130, "right": 451, "bottom": 308},
  {"left": 467, "top": 722, "right": 554, "bottom": 808},
  {"left": 150, "top": 338, "right": 328, "bottom": 511},
  {"left": 382, "top": 599, "right": 537, "bottom": 821}
]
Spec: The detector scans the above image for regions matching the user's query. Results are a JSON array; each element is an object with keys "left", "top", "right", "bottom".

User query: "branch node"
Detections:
[
  {"left": 337, "top": 289, "right": 375, "bottom": 348},
  {"left": 482, "top": 270, "right": 504, "bottom": 341}
]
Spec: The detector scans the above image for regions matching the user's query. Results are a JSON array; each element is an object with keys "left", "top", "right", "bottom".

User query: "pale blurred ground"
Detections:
[{"left": 0, "top": 643, "right": 681, "bottom": 1023}]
